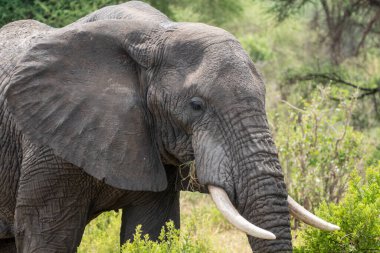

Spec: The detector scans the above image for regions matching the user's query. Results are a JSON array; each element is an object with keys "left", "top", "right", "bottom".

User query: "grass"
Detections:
[
  {"left": 77, "top": 192, "right": 251, "bottom": 253},
  {"left": 180, "top": 192, "right": 251, "bottom": 253}
]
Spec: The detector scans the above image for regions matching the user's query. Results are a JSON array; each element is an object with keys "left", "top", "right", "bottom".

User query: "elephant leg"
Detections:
[
  {"left": 14, "top": 145, "right": 93, "bottom": 253},
  {"left": 120, "top": 165, "right": 180, "bottom": 245},
  {"left": 0, "top": 238, "right": 17, "bottom": 253},
  {"left": 120, "top": 190, "right": 180, "bottom": 244}
]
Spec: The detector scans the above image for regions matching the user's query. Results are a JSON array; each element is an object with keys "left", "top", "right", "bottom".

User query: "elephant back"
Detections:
[
  {"left": 73, "top": 1, "right": 170, "bottom": 25},
  {"left": 0, "top": 20, "right": 53, "bottom": 97}
]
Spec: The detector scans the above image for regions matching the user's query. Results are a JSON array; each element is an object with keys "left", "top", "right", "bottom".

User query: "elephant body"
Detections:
[
  {"left": 0, "top": 2, "right": 295, "bottom": 252},
  {"left": 0, "top": 85, "right": 180, "bottom": 251},
  {"left": 0, "top": 18, "right": 181, "bottom": 252}
]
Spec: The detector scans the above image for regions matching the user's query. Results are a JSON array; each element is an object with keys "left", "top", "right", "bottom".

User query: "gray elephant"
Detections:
[{"left": 0, "top": 1, "right": 339, "bottom": 252}]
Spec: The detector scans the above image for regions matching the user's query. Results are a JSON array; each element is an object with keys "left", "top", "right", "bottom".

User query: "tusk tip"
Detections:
[
  {"left": 288, "top": 196, "right": 341, "bottom": 232},
  {"left": 266, "top": 232, "right": 277, "bottom": 240},
  {"left": 327, "top": 224, "right": 340, "bottom": 231},
  {"left": 246, "top": 229, "right": 276, "bottom": 240}
]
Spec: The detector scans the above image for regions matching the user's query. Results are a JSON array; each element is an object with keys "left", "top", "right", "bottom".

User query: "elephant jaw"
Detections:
[{"left": 208, "top": 185, "right": 340, "bottom": 240}]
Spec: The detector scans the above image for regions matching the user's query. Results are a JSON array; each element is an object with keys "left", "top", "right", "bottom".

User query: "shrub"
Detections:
[
  {"left": 121, "top": 221, "right": 212, "bottom": 253},
  {"left": 78, "top": 192, "right": 251, "bottom": 253},
  {"left": 270, "top": 88, "right": 367, "bottom": 213},
  {"left": 239, "top": 35, "right": 273, "bottom": 62},
  {"left": 77, "top": 211, "right": 121, "bottom": 253},
  {"left": 0, "top": 0, "right": 123, "bottom": 27},
  {"left": 294, "top": 164, "right": 380, "bottom": 252},
  {"left": 0, "top": 0, "right": 243, "bottom": 28}
]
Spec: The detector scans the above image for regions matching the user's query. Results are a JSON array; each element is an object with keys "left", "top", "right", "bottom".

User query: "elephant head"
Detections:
[{"left": 6, "top": 1, "right": 338, "bottom": 252}]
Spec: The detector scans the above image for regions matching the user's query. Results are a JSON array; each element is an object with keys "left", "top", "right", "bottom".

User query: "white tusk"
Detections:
[
  {"left": 208, "top": 185, "right": 276, "bottom": 240},
  {"left": 288, "top": 196, "right": 340, "bottom": 231}
]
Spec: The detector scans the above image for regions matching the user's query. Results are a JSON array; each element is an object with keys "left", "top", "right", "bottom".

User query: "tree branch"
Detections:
[
  {"left": 354, "top": 9, "right": 380, "bottom": 55},
  {"left": 289, "top": 73, "right": 376, "bottom": 91},
  {"left": 287, "top": 72, "right": 380, "bottom": 99}
]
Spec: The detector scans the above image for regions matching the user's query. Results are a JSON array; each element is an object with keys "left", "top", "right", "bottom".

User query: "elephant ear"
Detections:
[{"left": 6, "top": 20, "right": 167, "bottom": 191}]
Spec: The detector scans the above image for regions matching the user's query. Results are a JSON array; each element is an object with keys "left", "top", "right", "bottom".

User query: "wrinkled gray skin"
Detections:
[{"left": 0, "top": 1, "right": 291, "bottom": 252}]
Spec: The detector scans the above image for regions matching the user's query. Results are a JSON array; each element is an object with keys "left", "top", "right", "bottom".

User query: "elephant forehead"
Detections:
[
  {"left": 157, "top": 23, "right": 266, "bottom": 103},
  {"left": 163, "top": 38, "right": 255, "bottom": 82},
  {"left": 183, "top": 47, "right": 265, "bottom": 99},
  {"left": 162, "top": 23, "right": 237, "bottom": 64},
  {"left": 172, "top": 22, "right": 236, "bottom": 44}
]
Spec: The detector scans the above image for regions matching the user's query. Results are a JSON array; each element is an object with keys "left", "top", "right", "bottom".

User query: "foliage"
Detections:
[
  {"left": 77, "top": 211, "right": 122, "bottom": 253},
  {"left": 170, "top": 0, "right": 243, "bottom": 26},
  {"left": 294, "top": 164, "right": 380, "bottom": 252},
  {"left": 121, "top": 221, "right": 211, "bottom": 253},
  {"left": 0, "top": 0, "right": 123, "bottom": 28},
  {"left": 280, "top": 62, "right": 380, "bottom": 127},
  {"left": 0, "top": 0, "right": 243, "bottom": 28},
  {"left": 180, "top": 192, "right": 250, "bottom": 252},
  {"left": 264, "top": 0, "right": 380, "bottom": 64},
  {"left": 239, "top": 35, "right": 273, "bottom": 62},
  {"left": 271, "top": 88, "right": 367, "bottom": 213},
  {"left": 78, "top": 192, "right": 252, "bottom": 252},
  {"left": 256, "top": 0, "right": 380, "bottom": 127},
  {"left": 280, "top": 60, "right": 380, "bottom": 129}
]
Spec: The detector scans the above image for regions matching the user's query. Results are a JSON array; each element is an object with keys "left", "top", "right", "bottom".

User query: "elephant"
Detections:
[{"left": 0, "top": 1, "right": 339, "bottom": 252}]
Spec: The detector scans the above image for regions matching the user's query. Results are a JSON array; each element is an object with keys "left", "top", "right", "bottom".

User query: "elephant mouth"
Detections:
[{"left": 208, "top": 185, "right": 340, "bottom": 240}]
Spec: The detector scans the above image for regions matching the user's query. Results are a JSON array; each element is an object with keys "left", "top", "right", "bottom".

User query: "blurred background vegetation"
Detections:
[{"left": 1, "top": 0, "right": 379, "bottom": 252}]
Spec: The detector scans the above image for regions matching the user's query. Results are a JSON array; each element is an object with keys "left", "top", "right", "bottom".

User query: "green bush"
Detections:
[
  {"left": 294, "top": 164, "right": 380, "bottom": 252},
  {"left": 239, "top": 35, "right": 273, "bottom": 62},
  {"left": 78, "top": 211, "right": 121, "bottom": 253},
  {"left": 0, "top": 0, "right": 243, "bottom": 28},
  {"left": 0, "top": 0, "right": 124, "bottom": 27},
  {"left": 78, "top": 192, "right": 247, "bottom": 253},
  {"left": 77, "top": 194, "right": 223, "bottom": 253},
  {"left": 78, "top": 212, "right": 213, "bottom": 253},
  {"left": 271, "top": 88, "right": 366, "bottom": 211},
  {"left": 121, "top": 221, "right": 212, "bottom": 253}
]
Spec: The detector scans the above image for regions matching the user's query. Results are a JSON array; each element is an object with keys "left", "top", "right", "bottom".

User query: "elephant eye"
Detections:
[{"left": 190, "top": 97, "right": 204, "bottom": 111}]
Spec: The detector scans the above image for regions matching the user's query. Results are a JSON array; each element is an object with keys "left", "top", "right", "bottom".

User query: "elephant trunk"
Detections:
[
  {"left": 236, "top": 149, "right": 292, "bottom": 252},
  {"left": 233, "top": 132, "right": 292, "bottom": 252},
  {"left": 194, "top": 126, "right": 293, "bottom": 252}
]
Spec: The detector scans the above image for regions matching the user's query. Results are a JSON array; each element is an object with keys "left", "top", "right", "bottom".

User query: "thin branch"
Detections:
[
  {"left": 288, "top": 73, "right": 378, "bottom": 92},
  {"left": 281, "top": 100, "right": 307, "bottom": 113},
  {"left": 354, "top": 9, "right": 380, "bottom": 55},
  {"left": 356, "top": 88, "right": 380, "bottom": 99},
  {"left": 320, "top": 0, "right": 331, "bottom": 31},
  {"left": 329, "top": 90, "right": 379, "bottom": 101},
  {"left": 334, "top": 96, "right": 355, "bottom": 158}
]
